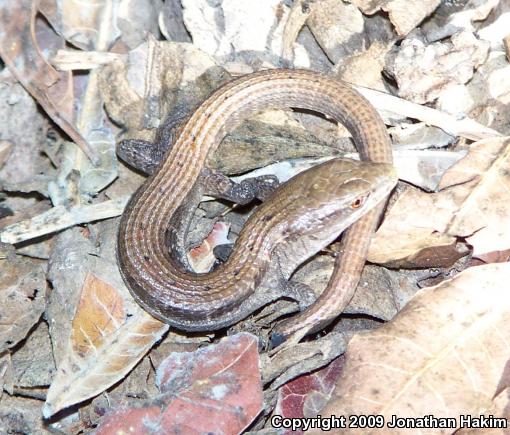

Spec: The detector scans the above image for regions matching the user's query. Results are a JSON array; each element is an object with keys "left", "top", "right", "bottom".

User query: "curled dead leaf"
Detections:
[
  {"left": 371, "top": 137, "right": 510, "bottom": 265},
  {"left": 315, "top": 263, "right": 510, "bottom": 434},
  {"left": 443, "top": 137, "right": 510, "bottom": 257},
  {"left": 0, "top": 0, "right": 98, "bottom": 163}
]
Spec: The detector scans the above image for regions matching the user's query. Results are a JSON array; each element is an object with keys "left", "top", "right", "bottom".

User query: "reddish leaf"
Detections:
[
  {"left": 97, "top": 332, "right": 263, "bottom": 434},
  {"left": 274, "top": 356, "right": 344, "bottom": 434}
]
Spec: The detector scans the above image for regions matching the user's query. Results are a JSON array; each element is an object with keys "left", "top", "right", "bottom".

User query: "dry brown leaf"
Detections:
[
  {"left": 43, "top": 273, "right": 168, "bottom": 418},
  {"left": 263, "top": 330, "right": 347, "bottom": 389},
  {"left": 293, "top": 257, "right": 404, "bottom": 321},
  {"left": 316, "top": 263, "right": 510, "bottom": 434},
  {"left": 0, "top": 246, "right": 46, "bottom": 353},
  {"left": 307, "top": 0, "right": 365, "bottom": 64},
  {"left": 350, "top": 0, "right": 440, "bottom": 36},
  {"left": 334, "top": 41, "right": 391, "bottom": 91},
  {"left": 477, "top": 249, "right": 510, "bottom": 264},
  {"left": 11, "top": 321, "right": 55, "bottom": 388},
  {"left": 0, "top": 0, "right": 98, "bottom": 164},
  {"left": 382, "top": 0, "right": 441, "bottom": 36},
  {"left": 98, "top": 38, "right": 182, "bottom": 133},
  {"left": 371, "top": 137, "right": 510, "bottom": 264},
  {"left": 85, "top": 356, "right": 158, "bottom": 426},
  {"left": 281, "top": 0, "right": 318, "bottom": 64},
  {"left": 0, "top": 395, "right": 50, "bottom": 434}
]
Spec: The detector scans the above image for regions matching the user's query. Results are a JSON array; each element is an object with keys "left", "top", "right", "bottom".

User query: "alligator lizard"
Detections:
[{"left": 117, "top": 69, "right": 395, "bottom": 339}]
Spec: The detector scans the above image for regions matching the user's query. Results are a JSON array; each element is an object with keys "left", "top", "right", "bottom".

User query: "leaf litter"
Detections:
[{"left": 0, "top": 0, "right": 509, "bottom": 433}]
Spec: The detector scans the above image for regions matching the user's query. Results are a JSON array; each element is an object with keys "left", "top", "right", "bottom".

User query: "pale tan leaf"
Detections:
[
  {"left": 458, "top": 388, "right": 510, "bottom": 434},
  {"left": 444, "top": 137, "right": 510, "bottom": 257},
  {"left": 368, "top": 183, "right": 469, "bottom": 265},
  {"left": 43, "top": 273, "right": 168, "bottom": 418},
  {"left": 371, "top": 137, "right": 510, "bottom": 264},
  {"left": 317, "top": 263, "right": 510, "bottom": 434},
  {"left": 439, "top": 138, "right": 506, "bottom": 189},
  {"left": 382, "top": 0, "right": 440, "bottom": 36},
  {"left": 0, "top": 197, "right": 128, "bottom": 244}
]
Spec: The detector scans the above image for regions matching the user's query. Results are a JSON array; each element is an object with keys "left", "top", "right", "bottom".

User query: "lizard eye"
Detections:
[{"left": 350, "top": 197, "right": 365, "bottom": 209}]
